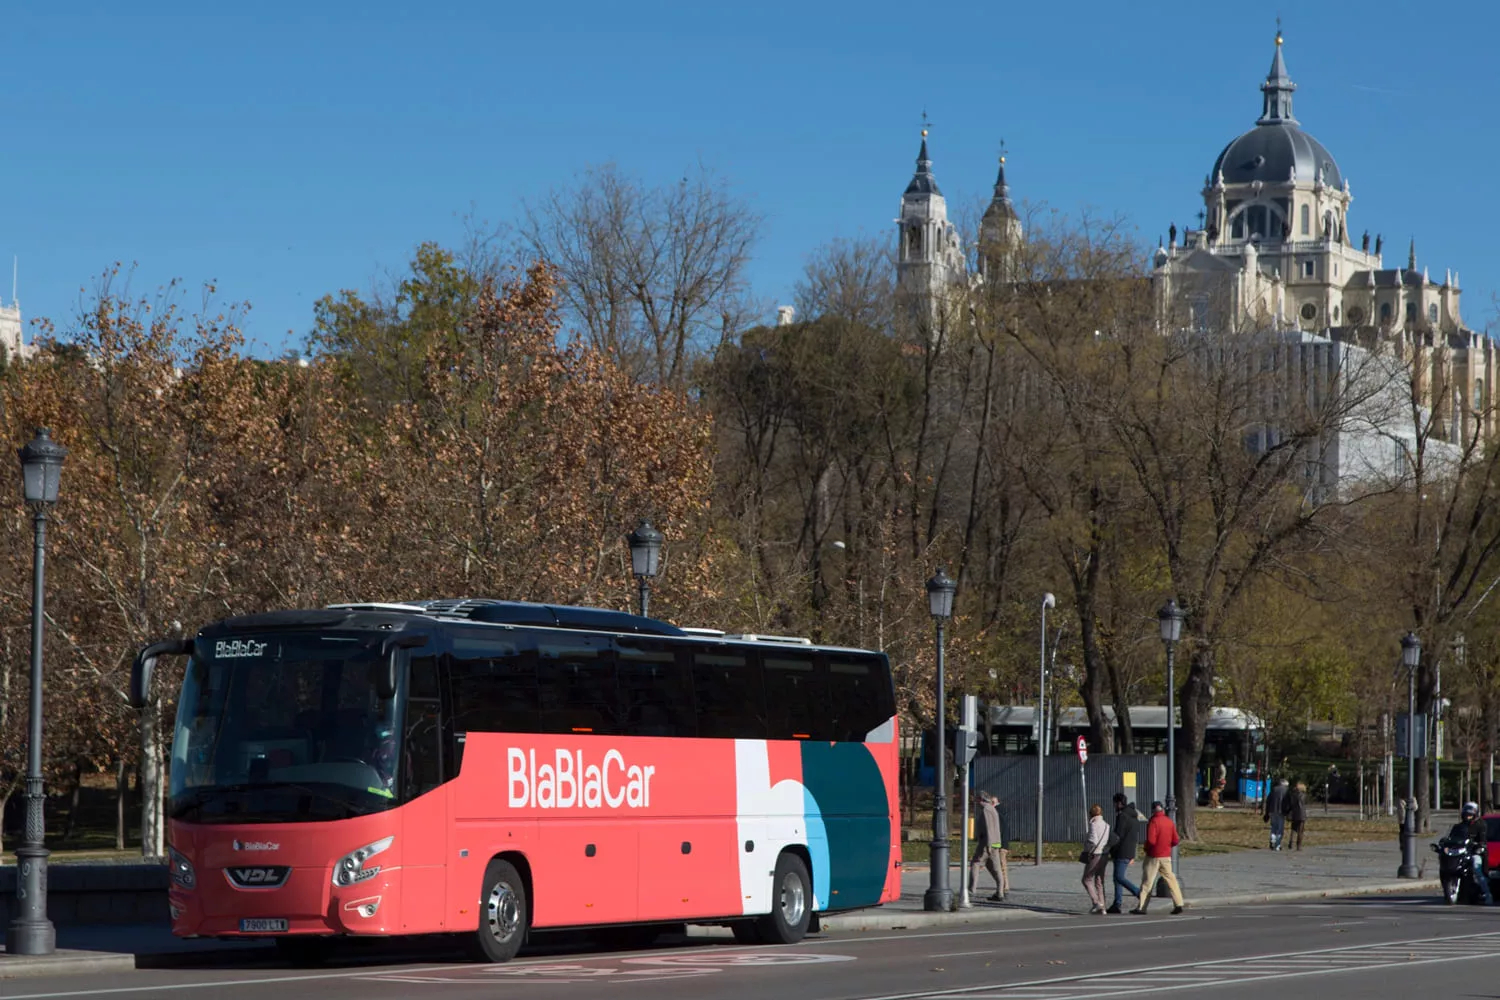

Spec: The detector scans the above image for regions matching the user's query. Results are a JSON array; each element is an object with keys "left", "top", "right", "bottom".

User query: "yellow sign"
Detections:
[{"left": 1122, "top": 771, "right": 1136, "bottom": 788}]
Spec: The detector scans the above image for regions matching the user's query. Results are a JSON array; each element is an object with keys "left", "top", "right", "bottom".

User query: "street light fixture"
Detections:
[
  {"left": 923, "top": 568, "right": 957, "bottom": 912},
  {"left": 626, "top": 520, "right": 663, "bottom": 618},
  {"left": 7, "top": 427, "right": 67, "bottom": 956},
  {"left": 1036, "top": 592, "right": 1055, "bottom": 867},
  {"left": 1398, "top": 630, "right": 1421, "bottom": 878},
  {"left": 1157, "top": 598, "right": 1185, "bottom": 875}
]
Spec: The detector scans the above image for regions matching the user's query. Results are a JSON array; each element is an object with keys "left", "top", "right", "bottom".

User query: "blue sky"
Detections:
[{"left": 4, "top": 1, "right": 1496, "bottom": 356}]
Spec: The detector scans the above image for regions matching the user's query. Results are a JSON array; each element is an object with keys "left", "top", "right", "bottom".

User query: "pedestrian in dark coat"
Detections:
[
  {"left": 1106, "top": 792, "right": 1141, "bottom": 913},
  {"left": 1285, "top": 782, "right": 1308, "bottom": 850},
  {"left": 1264, "top": 778, "right": 1289, "bottom": 850}
]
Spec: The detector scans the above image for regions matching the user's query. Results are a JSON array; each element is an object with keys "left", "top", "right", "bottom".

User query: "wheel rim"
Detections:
[
  {"left": 778, "top": 871, "right": 806, "bottom": 927},
  {"left": 486, "top": 880, "right": 521, "bottom": 942}
]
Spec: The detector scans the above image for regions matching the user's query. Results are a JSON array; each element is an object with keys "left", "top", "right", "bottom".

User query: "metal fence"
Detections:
[{"left": 972, "top": 754, "right": 1165, "bottom": 844}]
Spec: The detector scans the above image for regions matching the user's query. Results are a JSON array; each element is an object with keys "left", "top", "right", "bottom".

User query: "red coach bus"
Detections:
[{"left": 130, "top": 599, "right": 901, "bottom": 963}]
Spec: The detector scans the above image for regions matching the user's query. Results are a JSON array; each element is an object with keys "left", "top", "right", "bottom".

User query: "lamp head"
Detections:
[
  {"left": 927, "top": 567, "right": 957, "bottom": 620},
  {"left": 19, "top": 427, "right": 67, "bottom": 507},
  {"left": 1157, "top": 598, "right": 1184, "bottom": 644},
  {"left": 1042, "top": 592, "right": 1055, "bottom": 610},
  {"left": 626, "top": 519, "right": 663, "bottom": 579},
  {"left": 1400, "top": 630, "right": 1421, "bottom": 670}
]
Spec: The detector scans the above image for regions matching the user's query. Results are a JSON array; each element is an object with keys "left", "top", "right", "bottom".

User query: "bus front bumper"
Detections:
[{"left": 170, "top": 866, "right": 402, "bottom": 938}]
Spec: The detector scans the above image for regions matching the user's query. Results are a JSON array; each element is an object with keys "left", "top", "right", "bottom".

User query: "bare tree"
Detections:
[{"left": 523, "top": 163, "right": 761, "bottom": 386}]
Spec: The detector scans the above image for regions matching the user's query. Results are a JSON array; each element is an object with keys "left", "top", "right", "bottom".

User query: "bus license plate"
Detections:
[{"left": 240, "top": 918, "right": 288, "bottom": 932}]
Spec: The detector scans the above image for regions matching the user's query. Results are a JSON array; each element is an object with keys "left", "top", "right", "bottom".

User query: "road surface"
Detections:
[{"left": 4, "top": 895, "right": 1498, "bottom": 1000}]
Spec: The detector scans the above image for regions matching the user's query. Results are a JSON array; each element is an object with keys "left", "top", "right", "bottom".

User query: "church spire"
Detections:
[
  {"left": 904, "top": 127, "right": 942, "bottom": 197},
  {"left": 987, "top": 146, "right": 1017, "bottom": 220},
  {"left": 1257, "top": 23, "right": 1297, "bottom": 125}
]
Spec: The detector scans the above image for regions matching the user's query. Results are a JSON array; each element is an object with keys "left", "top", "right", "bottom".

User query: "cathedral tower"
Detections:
[{"left": 896, "top": 130, "right": 965, "bottom": 332}]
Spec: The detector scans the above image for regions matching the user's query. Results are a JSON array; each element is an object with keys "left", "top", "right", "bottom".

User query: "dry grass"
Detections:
[{"left": 1186, "top": 805, "right": 1396, "bottom": 853}]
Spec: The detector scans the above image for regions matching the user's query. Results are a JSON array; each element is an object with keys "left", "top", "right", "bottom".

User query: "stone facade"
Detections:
[{"left": 0, "top": 299, "right": 22, "bottom": 363}]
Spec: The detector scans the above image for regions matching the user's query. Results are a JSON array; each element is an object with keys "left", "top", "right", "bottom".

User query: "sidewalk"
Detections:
[
  {"left": 820, "top": 838, "right": 1439, "bottom": 931},
  {"left": 0, "top": 839, "right": 1442, "bottom": 979}
]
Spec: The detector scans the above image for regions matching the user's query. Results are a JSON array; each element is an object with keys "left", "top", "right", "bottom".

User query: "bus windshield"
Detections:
[{"left": 169, "top": 633, "right": 401, "bottom": 824}]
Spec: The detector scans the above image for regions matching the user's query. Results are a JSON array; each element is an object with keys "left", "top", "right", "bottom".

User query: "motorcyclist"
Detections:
[{"left": 1445, "top": 802, "right": 1493, "bottom": 906}]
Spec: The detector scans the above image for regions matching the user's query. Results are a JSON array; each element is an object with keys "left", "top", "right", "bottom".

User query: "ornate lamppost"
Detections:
[
  {"left": 1158, "top": 598, "right": 1185, "bottom": 873},
  {"left": 7, "top": 428, "right": 67, "bottom": 956},
  {"left": 923, "top": 568, "right": 956, "bottom": 912},
  {"left": 1398, "top": 631, "right": 1421, "bottom": 878}
]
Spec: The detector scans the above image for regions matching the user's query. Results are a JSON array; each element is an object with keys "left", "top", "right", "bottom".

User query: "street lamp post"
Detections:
[
  {"left": 7, "top": 427, "right": 67, "bottom": 956},
  {"left": 1036, "top": 592, "right": 1055, "bottom": 866},
  {"left": 924, "top": 568, "right": 956, "bottom": 912},
  {"left": 1398, "top": 631, "right": 1421, "bottom": 878},
  {"left": 1158, "top": 599, "right": 1185, "bottom": 874},
  {"left": 626, "top": 520, "right": 663, "bottom": 618}
]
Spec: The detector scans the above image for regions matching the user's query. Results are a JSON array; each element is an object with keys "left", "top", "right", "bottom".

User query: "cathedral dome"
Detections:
[
  {"left": 1209, "top": 31, "right": 1342, "bottom": 191},
  {"left": 1211, "top": 124, "right": 1341, "bottom": 189}
]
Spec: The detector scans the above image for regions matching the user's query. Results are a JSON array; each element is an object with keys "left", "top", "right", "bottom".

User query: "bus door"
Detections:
[{"left": 398, "top": 652, "right": 450, "bottom": 931}]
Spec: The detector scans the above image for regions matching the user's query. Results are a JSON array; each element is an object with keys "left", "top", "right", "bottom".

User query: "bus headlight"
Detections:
[
  {"left": 168, "top": 846, "right": 196, "bottom": 890},
  {"left": 332, "top": 836, "right": 393, "bottom": 887}
]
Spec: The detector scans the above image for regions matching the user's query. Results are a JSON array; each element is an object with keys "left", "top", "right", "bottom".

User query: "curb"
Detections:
[
  {"left": 1188, "top": 879, "right": 1441, "bottom": 909},
  {"left": 795, "top": 879, "right": 1449, "bottom": 934},
  {"left": 1, "top": 951, "right": 144, "bottom": 980}
]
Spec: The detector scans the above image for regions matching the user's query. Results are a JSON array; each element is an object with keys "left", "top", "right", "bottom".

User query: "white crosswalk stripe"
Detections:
[{"left": 871, "top": 931, "right": 1500, "bottom": 1000}]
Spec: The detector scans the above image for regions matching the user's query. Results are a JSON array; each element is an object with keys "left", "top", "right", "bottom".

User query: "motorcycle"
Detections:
[{"left": 1430, "top": 836, "right": 1488, "bottom": 905}]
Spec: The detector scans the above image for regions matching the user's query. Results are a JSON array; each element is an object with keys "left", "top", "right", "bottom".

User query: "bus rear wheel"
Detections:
[
  {"left": 467, "top": 859, "right": 528, "bottom": 963},
  {"left": 754, "top": 853, "right": 812, "bottom": 944}
]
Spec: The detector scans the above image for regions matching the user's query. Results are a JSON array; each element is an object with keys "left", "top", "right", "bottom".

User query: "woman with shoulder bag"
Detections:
[{"left": 1081, "top": 804, "right": 1113, "bottom": 914}]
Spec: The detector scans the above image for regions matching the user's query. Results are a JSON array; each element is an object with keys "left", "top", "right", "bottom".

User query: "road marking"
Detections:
[{"left": 852, "top": 930, "right": 1500, "bottom": 1000}]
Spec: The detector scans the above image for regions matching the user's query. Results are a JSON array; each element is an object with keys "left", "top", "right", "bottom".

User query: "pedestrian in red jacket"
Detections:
[{"left": 1133, "top": 801, "right": 1186, "bottom": 914}]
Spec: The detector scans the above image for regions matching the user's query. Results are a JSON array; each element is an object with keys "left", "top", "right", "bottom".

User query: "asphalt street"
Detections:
[{"left": 4, "top": 896, "right": 1498, "bottom": 1000}]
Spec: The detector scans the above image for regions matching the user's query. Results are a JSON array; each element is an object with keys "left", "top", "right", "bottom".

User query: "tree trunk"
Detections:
[
  {"left": 62, "top": 759, "right": 83, "bottom": 842},
  {"left": 115, "top": 757, "right": 128, "bottom": 851},
  {"left": 1176, "top": 647, "right": 1216, "bottom": 839},
  {"left": 1072, "top": 542, "right": 1115, "bottom": 754},
  {"left": 140, "top": 703, "right": 165, "bottom": 859}
]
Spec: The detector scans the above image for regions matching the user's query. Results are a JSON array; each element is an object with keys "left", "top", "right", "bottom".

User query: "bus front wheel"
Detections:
[
  {"left": 468, "top": 859, "right": 529, "bottom": 963},
  {"left": 754, "top": 853, "right": 811, "bottom": 944}
]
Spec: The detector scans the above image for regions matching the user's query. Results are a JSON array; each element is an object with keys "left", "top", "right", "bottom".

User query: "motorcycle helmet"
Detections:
[{"left": 1461, "top": 801, "right": 1479, "bottom": 819}]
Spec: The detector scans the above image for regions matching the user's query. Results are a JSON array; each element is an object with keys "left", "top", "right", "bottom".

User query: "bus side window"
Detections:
[
  {"left": 403, "top": 655, "right": 444, "bottom": 798},
  {"left": 537, "top": 633, "right": 620, "bottom": 735},
  {"left": 446, "top": 636, "right": 539, "bottom": 736},
  {"left": 691, "top": 649, "right": 767, "bottom": 740},
  {"left": 617, "top": 640, "right": 696, "bottom": 737},
  {"left": 763, "top": 651, "right": 831, "bottom": 741},
  {"left": 827, "top": 654, "right": 896, "bottom": 742}
]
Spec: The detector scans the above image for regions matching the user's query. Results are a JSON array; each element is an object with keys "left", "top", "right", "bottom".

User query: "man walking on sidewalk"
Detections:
[
  {"left": 969, "top": 790, "right": 1007, "bottom": 901},
  {"left": 1132, "top": 801, "right": 1186, "bottom": 915},
  {"left": 1264, "top": 778, "right": 1289, "bottom": 850},
  {"left": 1106, "top": 792, "right": 1141, "bottom": 914}
]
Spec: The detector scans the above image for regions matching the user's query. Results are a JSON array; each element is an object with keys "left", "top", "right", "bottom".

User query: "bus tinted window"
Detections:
[
  {"left": 537, "top": 634, "right": 619, "bottom": 735},
  {"left": 691, "top": 650, "right": 767, "bottom": 739},
  {"left": 617, "top": 640, "right": 696, "bottom": 737},
  {"left": 826, "top": 653, "right": 895, "bottom": 741},
  {"left": 763, "top": 652, "right": 830, "bottom": 741},
  {"left": 447, "top": 637, "right": 538, "bottom": 734}
]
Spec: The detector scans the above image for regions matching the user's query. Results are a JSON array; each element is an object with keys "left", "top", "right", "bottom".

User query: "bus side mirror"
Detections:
[
  {"left": 130, "top": 639, "right": 193, "bottom": 709},
  {"left": 377, "top": 634, "right": 426, "bottom": 700}
]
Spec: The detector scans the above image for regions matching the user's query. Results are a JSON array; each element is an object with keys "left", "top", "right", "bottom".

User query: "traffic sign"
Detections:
[{"left": 1076, "top": 736, "right": 1088, "bottom": 763}]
